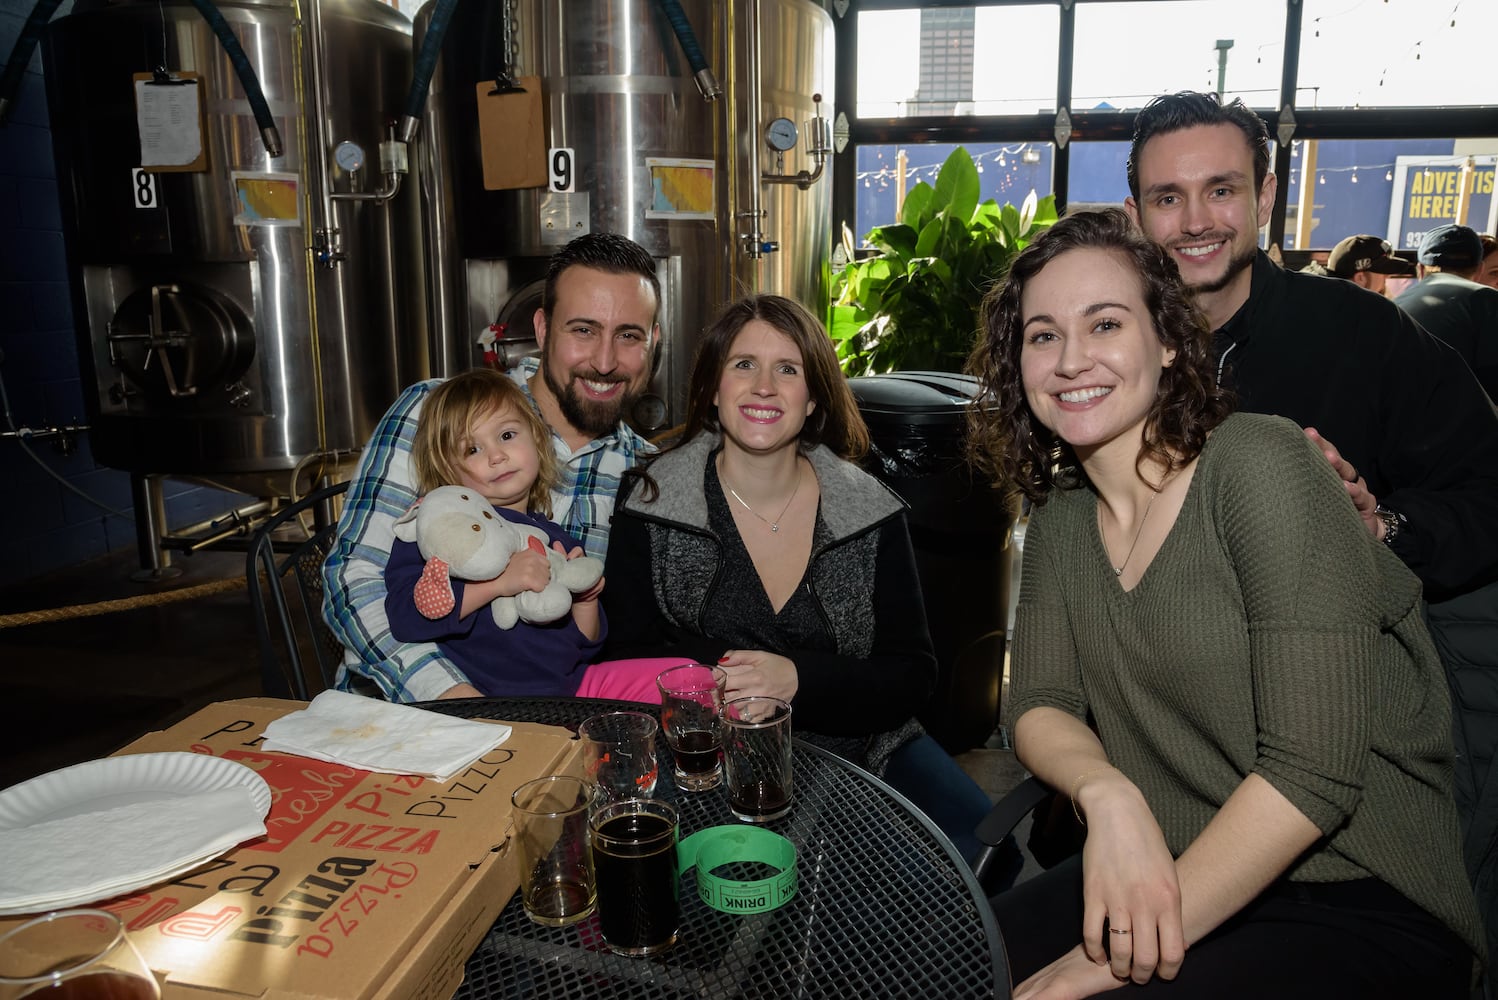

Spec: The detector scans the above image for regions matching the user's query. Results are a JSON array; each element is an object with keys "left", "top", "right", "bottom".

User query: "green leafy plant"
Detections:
[{"left": 830, "top": 146, "right": 1058, "bottom": 376}]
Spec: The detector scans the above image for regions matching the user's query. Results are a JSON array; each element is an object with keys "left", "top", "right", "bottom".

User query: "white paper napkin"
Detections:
[
  {"left": 260, "top": 690, "right": 512, "bottom": 781},
  {"left": 0, "top": 786, "right": 267, "bottom": 915}
]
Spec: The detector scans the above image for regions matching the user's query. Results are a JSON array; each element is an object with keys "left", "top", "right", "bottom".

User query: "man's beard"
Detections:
[
  {"left": 543, "top": 359, "right": 643, "bottom": 438},
  {"left": 1186, "top": 237, "right": 1257, "bottom": 297}
]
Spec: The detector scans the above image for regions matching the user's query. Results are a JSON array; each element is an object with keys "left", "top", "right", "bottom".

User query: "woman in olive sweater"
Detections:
[{"left": 966, "top": 210, "right": 1481, "bottom": 998}]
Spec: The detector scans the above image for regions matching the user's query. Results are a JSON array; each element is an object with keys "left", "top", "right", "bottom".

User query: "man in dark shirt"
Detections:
[
  {"left": 1124, "top": 90, "right": 1498, "bottom": 964},
  {"left": 1123, "top": 91, "right": 1498, "bottom": 599},
  {"left": 1395, "top": 224, "right": 1498, "bottom": 400}
]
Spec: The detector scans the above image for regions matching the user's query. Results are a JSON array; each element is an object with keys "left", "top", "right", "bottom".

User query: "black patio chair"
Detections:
[
  {"left": 971, "top": 774, "right": 1053, "bottom": 892},
  {"left": 246, "top": 481, "right": 349, "bottom": 700}
]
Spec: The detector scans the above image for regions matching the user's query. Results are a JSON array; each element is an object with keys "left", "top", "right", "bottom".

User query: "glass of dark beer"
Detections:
[
  {"left": 0, "top": 909, "right": 160, "bottom": 1000},
  {"left": 655, "top": 664, "right": 727, "bottom": 791},
  {"left": 588, "top": 798, "right": 681, "bottom": 956},
  {"left": 721, "top": 697, "right": 793, "bottom": 824}
]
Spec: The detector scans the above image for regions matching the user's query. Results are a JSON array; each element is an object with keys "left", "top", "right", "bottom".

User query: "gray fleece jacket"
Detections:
[{"left": 601, "top": 432, "right": 938, "bottom": 769}]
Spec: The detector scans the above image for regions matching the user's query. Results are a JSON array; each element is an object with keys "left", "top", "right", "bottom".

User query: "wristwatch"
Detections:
[{"left": 1374, "top": 505, "right": 1406, "bottom": 547}]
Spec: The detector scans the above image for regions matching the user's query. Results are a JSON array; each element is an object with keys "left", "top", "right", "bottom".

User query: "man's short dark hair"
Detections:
[
  {"left": 1127, "top": 92, "right": 1271, "bottom": 203},
  {"left": 542, "top": 233, "right": 662, "bottom": 321}
]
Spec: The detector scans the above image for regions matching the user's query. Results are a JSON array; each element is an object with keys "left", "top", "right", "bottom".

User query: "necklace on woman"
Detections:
[
  {"left": 723, "top": 463, "right": 802, "bottom": 533},
  {"left": 1098, "top": 489, "right": 1158, "bottom": 577}
]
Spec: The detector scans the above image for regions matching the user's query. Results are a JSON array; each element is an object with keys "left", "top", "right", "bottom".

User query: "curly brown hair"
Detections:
[
  {"left": 964, "top": 208, "right": 1233, "bottom": 504},
  {"left": 412, "top": 369, "right": 559, "bottom": 517}
]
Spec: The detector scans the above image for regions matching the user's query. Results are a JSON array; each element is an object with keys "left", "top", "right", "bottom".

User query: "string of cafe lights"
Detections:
[
  {"left": 1286, "top": 142, "right": 1485, "bottom": 187},
  {"left": 1306, "top": 0, "right": 1467, "bottom": 102},
  {"left": 855, "top": 143, "right": 1045, "bottom": 193},
  {"left": 1286, "top": 161, "right": 1400, "bottom": 186}
]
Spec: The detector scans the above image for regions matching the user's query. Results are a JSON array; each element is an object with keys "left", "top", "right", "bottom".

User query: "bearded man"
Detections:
[{"left": 323, "top": 232, "right": 661, "bottom": 701}]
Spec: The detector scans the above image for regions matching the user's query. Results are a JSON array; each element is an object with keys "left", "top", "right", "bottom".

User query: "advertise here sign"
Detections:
[{"left": 1387, "top": 154, "right": 1497, "bottom": 251}]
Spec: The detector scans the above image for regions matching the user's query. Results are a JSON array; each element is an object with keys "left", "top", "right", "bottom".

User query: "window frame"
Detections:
[{"left": 831, "top": 0, "right": 1498, "bottom": 262}]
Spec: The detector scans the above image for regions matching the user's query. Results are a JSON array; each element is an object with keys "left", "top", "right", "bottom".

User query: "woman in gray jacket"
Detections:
[{"left": 602, "top": 294, "right": 998, "bottom": 868}]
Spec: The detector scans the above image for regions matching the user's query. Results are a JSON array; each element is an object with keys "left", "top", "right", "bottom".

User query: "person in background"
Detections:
[
  {"left": 601, "top": 294, "right": 1003, "bottom": 873},
  {"left": 1325, "top": 233, "right": 1415, "bottom": 297},
  {"left": 969, "top": 208, "right": 1481, "bottom": 999},
  {"left": 1123, "top": 90, "right": 1498, "bottom": 969},
  {"left": 1476, "top": 234, "right": 1498, "bottom": 289},
  {"left": 383, "top": 369, "right": 665, "bottom": 701},
  {"left": 1393, "top": 224, "right": 1498, "bottom": 399},
  {"left": 324, "top": 233, "right": 661, "bottom": 702}
]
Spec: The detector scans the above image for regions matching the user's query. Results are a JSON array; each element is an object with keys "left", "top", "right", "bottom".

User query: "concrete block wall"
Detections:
[{"left": 0, "top": 0, "right": 245, "bottom": 589}]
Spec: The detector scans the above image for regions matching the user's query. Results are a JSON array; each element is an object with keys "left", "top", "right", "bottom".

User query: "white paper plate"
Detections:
[
  {"left": 0, "top": 754, "right": 272, "bottom": 916},
  {"left": 0, "top": 752, "right": 271, "bottom": 829}
]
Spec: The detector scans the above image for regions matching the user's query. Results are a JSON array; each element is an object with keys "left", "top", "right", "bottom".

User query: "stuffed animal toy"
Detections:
[{"left": 392, "top": 485, "right": 604, "bottom": 630}]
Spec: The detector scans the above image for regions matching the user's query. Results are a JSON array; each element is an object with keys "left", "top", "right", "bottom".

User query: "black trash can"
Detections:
[{"left": 849, "top": 371, "right": 1018, "bottom": 753}]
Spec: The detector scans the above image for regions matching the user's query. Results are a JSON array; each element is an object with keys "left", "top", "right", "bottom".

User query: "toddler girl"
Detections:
[{"left": 385, "top": 368, "right": 672, "bottom": 700}]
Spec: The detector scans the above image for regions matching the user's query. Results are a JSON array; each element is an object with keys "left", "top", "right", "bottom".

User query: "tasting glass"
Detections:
[
  {"left": 588, "top": 798, "right": 680, "bottom": 956},
  {"left": 655, "top": 664, "right": 727, "bottom": 791},
  {"left": 720, "top": 696, "right": 794, "bottom": 824},
  {"left": 578, "top": 711, "right": 660, "bottom": 807},
  {"left": 510, "top": 775, "right": 597, "bottom": 927},
  {"left": 0, "top": 909, "right": 160, "bottom": 1000}
]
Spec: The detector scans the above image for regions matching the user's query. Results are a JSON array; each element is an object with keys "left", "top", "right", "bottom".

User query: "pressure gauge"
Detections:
[
  {"left": 632, "top": 393, "right": 669, "bottom": 432},
  {"left": 333, "top": 140, "right": 366, "bottom": 173},
  {"left": 765, "top": 117, "right": 799, "bottom": 152}
]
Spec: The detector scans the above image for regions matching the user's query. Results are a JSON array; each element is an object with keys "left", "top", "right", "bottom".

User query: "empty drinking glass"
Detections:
[
  {"left": 578, "top": 711, "right": 660, "bottom": 805},
  {"left": 510, "top": 775, "right": 596, "bottom": 926}
]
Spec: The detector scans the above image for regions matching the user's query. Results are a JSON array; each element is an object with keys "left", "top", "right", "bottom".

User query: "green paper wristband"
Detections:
[{"left": 677, "top": 825, "right": 797, "bottom": 914}]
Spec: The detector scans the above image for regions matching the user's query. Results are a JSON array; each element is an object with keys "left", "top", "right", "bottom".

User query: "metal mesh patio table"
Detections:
[{"left": 420, "top": 696, "right": 1010, "bottom": 999}]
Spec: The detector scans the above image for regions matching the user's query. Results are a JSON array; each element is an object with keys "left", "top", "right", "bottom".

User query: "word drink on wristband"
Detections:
[{"left": 676, "top": 825, "right": 797, "bottom": 914}]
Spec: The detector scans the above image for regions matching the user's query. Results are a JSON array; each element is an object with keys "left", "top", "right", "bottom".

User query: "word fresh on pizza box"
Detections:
[{"left": 52, "top": 697, "right": 578, "bottom": 1000}]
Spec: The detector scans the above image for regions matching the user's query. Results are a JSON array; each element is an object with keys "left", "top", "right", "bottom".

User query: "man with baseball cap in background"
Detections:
[
  {"left": 1395, "top": 223, "right": 1498, "bottom": 400},
  {"left": 1326, "top": 233, "right": 1415, "bottom": 296}
]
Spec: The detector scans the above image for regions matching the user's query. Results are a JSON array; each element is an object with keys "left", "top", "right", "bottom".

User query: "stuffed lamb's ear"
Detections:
[
  {"left": 393, "top": 498, "right": 423, "bottom": 543},
  {"left": 413, "top": 556, "right": 456, "bottom": 619}
]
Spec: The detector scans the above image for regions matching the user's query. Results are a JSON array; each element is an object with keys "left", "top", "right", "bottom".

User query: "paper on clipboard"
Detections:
[
  {"left": 134, "top": 72, "right": 206, "bottom": 171},
  {"left": 475, "top": 77, "right": 548, "bottom": 190}
]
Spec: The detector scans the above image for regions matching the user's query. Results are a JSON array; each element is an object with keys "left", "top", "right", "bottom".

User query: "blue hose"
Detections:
[
  {"left": 400, "top": 0, "right": 460, "bottom": 142},
  {"left": 655, "top": 0, "right": 720, "bottom": 101},
  {"left": 0, "top": 0, "right": 64, "bottom": 124},
  {"left": 186, "top": 0, "right": 282, "bottom": 156}
]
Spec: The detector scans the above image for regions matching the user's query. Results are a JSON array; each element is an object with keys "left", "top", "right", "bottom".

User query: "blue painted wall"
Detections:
[{"left": 0, "top": 0, "right": 242, "bottom": 588}]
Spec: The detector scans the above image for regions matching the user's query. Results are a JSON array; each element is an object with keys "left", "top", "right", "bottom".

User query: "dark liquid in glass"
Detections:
[
  {"left": 21, "top": 971, "right": 157, "bottom": 1000},
  {"left": 592, "top": 812, "right": 680, "bottom": 954},
  {"left": 672, "top": 729, "right": 720, "bottom": 775},
  {"left": 729, "top": 778, "right": 790, "bottom": 820}
]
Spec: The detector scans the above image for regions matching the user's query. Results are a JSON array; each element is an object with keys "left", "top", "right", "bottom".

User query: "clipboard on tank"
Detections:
[
  {"left": 473, "top": 4, "right": 545, "bottom": 191},
  {"left": 133, "top": 68, "right": 208, "bottom": 172},
  {"left": 476, "top": 76, "right": 545, "bottom": 189}
]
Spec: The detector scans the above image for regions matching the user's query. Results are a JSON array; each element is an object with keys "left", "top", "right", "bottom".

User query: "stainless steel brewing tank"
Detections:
[
  {"left": 419, "top": 0, "right": 834, "bottom": 430},
  {"left": 43, "top": 0, "right": 428, "bottom": 497}
]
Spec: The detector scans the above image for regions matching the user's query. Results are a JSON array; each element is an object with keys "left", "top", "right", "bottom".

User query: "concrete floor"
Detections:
[
  {"left": 0, "top": 541, "right": 1036, "bottom": 876},
  {"left": 0, "top": 547, "right": 262, "bottom": 791}
]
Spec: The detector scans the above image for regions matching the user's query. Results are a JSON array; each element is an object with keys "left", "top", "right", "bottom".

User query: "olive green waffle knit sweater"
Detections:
[{"left": 1010, "top": 411, "right": 1484, "bottom": 961}]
